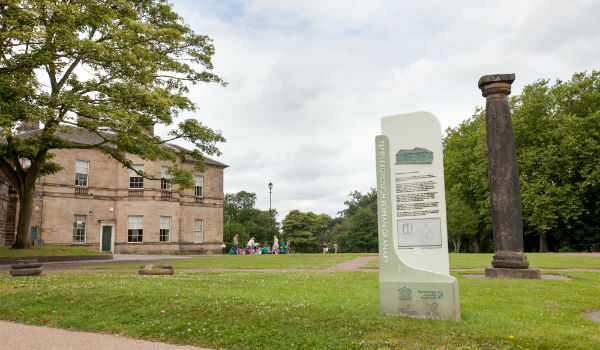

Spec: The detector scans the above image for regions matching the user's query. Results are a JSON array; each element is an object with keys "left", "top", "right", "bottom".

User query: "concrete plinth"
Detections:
[{"left": 485, "top": 268, "right": 541, "bottom": 279}]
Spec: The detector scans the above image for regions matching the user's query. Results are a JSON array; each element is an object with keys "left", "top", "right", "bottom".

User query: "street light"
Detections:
[{"left": 268, "top": 182, "right": 273, "bottom": 242}]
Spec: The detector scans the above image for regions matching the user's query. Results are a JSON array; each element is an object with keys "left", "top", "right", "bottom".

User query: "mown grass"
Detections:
[
  {"left": 84, "top": 253, "right": 364, "bottom": 270},
  {"left": 363, "top": 253, "right": 600, "bottom": 269},
  {"left": 0, "top": 271, "right": 599, "bottom": 349},
  {"left": 0, "top": 246, "right": 108, "bottom": 257}
]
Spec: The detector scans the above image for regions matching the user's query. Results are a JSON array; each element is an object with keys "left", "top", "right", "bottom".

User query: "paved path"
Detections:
[
  {"left": 0, "top": 321, "right": 212, "bottom": 350},
  {"left": 4, "top": 254, "right": 600, "bottom": 273},
  {"left": 0, "top": 254, "right": 194, "bottom": 273},
  {"left": 453, "top": 267, "right": 600, "bottom": 272},
  {"left": 0, "top": 254, "right": 379, "bottom": 273}
]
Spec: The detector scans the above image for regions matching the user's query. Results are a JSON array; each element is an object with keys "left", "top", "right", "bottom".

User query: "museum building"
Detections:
[{"left": 0, "top": 123, "right": 227, "bottom": 254}]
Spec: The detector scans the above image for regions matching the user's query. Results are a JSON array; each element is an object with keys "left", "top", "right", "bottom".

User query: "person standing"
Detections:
[
  {"left": 247, "top": 237, "right": 255, "bottom": 253},
  {"left": 273, "top": 235, "right": 279, "bottom": 252},
  {"left": 334, "top": 243, "right": 338, "bottom": 253},
  {"left": 233, "top": 234, "right": 239, "bottom": 255}
]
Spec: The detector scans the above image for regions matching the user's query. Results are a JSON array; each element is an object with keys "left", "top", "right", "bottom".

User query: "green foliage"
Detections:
[
  {"left": 224, "top": 190, "right": 256, "bottom": 222},
  {"left": 281, "top": 210, "right": 334, "bottom": 253},
  {"left": 446, "top": 189, "right": 479, "bottom": 253},
  {"left": 444, "top": 71, "right": 600, "bottom": 252},
  {"left": 443, "top": 110, "right": 492, "bottom": 252},
  {"left": 0, "top": 0, "right": 225, "bottom": 248},
  {"left": 513, "top": 71, "right": 600, "bottom": 251},
  {"left": 223, "top": 190, "right": 276, "bottom": 245},
  {"left": 332, "top": 189, "right": 378, "bottom": 253}
]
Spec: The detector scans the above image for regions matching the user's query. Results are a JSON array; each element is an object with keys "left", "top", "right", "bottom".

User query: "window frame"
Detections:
[
  {"left": 129, "top": 165, "right": 144, "bottom": 189},
  {"left": 194, "top": 175, "right": 203, "bottom": 197},
  {"left": 73, "top": 215, "right": 87, "bottom": 243},
  {"left": 75, "top": 160, "right": 89, "bottom": 187},
  {"left": 127, "top": 215, "right": 143, "bottom": 243},
  {"left": 194, "top": 219, "right": 203, "bottom": 243},
  {"left": 159, "top": 216, "right": 171, "bottom": 243},
  {"left": 161, "top": 166, "right": 171, "bottom": 190}
]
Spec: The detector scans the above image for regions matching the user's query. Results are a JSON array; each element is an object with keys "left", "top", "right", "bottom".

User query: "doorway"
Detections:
[{"left": 100, "top": 225, "right": 113, "bottom": 252}]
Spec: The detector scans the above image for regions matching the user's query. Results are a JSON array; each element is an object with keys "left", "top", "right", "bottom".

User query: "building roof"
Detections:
[{"left": 12, "top": 127, "right": 229, "bottom": 168}]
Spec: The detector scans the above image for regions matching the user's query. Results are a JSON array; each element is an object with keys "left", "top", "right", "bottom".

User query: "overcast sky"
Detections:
[{"left": 161, "top": 0, "right": 600, "bottom": 220}]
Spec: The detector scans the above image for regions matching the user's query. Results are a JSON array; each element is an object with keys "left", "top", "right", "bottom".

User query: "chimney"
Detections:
[{"left": 17, "top": 121, "right": 40, "bottom": 134}]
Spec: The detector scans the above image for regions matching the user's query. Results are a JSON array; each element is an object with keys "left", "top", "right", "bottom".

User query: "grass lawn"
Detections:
[
  {"left": 0, "top": 246, "right": 108, "bottom": 257},
  {"left": 363, "top": 253, "right": 600, "bottom": 269},
  {"left": 1, "top": 270, "right": 599, "bottom": 349},
  {"left": 83, "top": 253, "right": 366, "bottom": 270}
]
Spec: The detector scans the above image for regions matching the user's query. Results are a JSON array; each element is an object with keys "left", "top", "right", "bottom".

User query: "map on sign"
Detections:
[{"left": 397, "top": 218, "right": 442, "bottom": 247}]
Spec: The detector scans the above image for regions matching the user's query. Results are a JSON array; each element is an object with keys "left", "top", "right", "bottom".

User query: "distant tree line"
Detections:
[
  {"left": 226, "top": 71, "right": 599, "bottom": 253},
  {"left": 223, "top": 189, "right": 379, "bottom": 253},
  {"left": 223, "top": 191, "right": 277, "bottom": 250}
]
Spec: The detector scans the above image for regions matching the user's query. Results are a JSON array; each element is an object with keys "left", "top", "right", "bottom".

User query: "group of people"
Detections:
[
  {"left": 229, "top": 234, "right": 290, "bottom": 255},
  {"left": 322, "top": 242, "right": 338, "bottom": 253}
]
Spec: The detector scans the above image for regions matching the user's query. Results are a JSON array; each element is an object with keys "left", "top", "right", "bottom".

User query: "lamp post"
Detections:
[{"left": 268, "top": 182, "right": 273, "bottom": 242}]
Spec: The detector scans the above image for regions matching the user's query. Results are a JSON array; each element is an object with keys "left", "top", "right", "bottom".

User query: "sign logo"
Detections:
[{"left": 398, "top": 287, "right": 412, "bottom": 300}]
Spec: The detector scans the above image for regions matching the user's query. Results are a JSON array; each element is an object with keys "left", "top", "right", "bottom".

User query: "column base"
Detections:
[{"left": 485, "top": 268, "right": 541, "bottom": 279}]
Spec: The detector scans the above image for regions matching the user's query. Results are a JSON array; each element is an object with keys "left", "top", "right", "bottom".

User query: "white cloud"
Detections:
[{"left": 169, "top": 0, "right": 600, "bottom": 220}]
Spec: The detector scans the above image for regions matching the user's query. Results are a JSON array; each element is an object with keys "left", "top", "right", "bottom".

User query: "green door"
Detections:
[
  {"left": 101, "top": 226, "right": 112, "bottom": 252},
  {"left": 30, "top": 227, "right": 38, "bottom": 245}
]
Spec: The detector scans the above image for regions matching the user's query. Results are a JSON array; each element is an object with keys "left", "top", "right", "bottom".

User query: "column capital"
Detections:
[{"left": 478, "top": 73, "right": 515, "bottom": 98}]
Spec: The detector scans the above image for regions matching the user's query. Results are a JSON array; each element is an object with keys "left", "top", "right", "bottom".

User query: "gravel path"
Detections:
[{"left": 0, "top": 321, "right": 212, "bottom": 350}]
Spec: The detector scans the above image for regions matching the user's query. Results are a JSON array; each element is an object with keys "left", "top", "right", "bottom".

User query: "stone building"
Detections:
[{"left": 0, "top": 127, "right": 227, "bottom": 254}]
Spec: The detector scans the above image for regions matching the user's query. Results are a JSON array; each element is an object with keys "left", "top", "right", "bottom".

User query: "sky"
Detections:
[{"left": 159, "top": 0, "right": 600, "bottom": 220}]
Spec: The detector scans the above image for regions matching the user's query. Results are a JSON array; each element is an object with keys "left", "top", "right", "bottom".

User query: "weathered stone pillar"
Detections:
[{"left": 478, "top": 74, "right": 540, "bottom": 279}]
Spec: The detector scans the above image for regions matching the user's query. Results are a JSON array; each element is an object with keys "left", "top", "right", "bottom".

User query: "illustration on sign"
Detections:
[
  {"left": 395, "top": 147, "right": 433, "bottom": 164},
  {"left": 397, "top": 218, "right": 442, "bottom": 247}
]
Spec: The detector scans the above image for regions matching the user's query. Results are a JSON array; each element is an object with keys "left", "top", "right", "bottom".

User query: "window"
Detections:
[
  {"left": 127, "top": 216, "right": 143, "bottom": 242},
  {"left": 194, "top": 219, "right": 203, "bottom": 243},
  {"left": 75, "top": 160, "right": 89, "bottom": 187},
  {"left": 129, "top": 165, "right": 144, "bottom": 189},
  {"left": 194, "top": 176, "right": 203, "bottom": 197},
  {"left": 160, "top": 216, "right": 171, "bottom": 242},
  {"left": 161, "top": 166, "right": 171, "bottom": 190},
  {"left": 73, "top": 215, "right": 86, "bottom": 243}
]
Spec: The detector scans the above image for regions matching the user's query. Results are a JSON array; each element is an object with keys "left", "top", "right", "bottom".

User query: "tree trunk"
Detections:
[
  {"left": 539, "top": 232, "right": 549, "bottom": 253},
  {"left": 452, "top": 239, "right": 461, "bottom": 253},
  {"left": 12, "top": 188, "right": 34, "bottom": 249},
  {"left": 473, "top": 231, "right": 481, "bottom": 253}
]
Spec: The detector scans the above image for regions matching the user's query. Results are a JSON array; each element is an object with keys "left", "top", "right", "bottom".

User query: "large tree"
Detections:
[
  {"left": 0, "top": 0, "right": 225, "bottom": 248},
  {"left": 443, "top": 71, "right": 600, "bottom": 252},
  {"left": 332, "top": 189, "right": 378, "bottom": 253},
  {"left": 513, "top": 71, "right": 600, "bottom": 251},
  {"left": 224, "top": 190, "right": 257, "bottom": 223},
  {"left": 282, "top": 210, "right": 333, "bottom": 253},
  {"left": 443, "top": 110, "right": 492, "bottom": 253}
]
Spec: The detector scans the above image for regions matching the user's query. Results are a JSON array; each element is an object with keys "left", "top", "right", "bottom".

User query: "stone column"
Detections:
[{"left": 478, "top": 74, "right": 540, "bottom": 279}]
